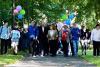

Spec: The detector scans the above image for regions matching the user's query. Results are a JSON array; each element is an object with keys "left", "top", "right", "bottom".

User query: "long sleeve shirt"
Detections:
[
  {"left": 0, "top": 26, "right": 10, "bottom": 39},
  {"left": 91, "top": 29, "right": 100, "bottom": 42},
  {"left": 28, "top": 25, "right": 39, "bottom": 39}
]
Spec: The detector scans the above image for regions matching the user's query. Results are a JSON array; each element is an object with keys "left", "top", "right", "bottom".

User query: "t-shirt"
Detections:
[
  {"left": 48, "top": 30, "right": 58, "bottom": 40},
  {"left": 11, "top": 30, "right": 20, "bottom": 42}
]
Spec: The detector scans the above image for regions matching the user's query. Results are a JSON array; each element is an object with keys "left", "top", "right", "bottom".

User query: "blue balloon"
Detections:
[
  {"left": 68, "top": 13, "right": 75, "bottom": 20},
  {"left": 18, "top": 14, "right": 23, "bottom": 19},
  {"left": 64, "top": 19, "right": 71, "bottom": 25}
]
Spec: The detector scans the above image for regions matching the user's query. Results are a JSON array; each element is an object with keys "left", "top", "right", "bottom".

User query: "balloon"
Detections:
[
  {"left": 18, "top": 14, "right": 23, "bottom": 19},
  {"left": 16, "top": 5, "right": 22, "bottom": 11},
  {"left": 57, "top": 22, "right": 64, "bottom": 31},
  {"left": 64, "top": 19, "right": 71, "bottom": 25},
  {"left": 68, "top": 13, "right": 75, "bottom": 20},
  {"left": 13, "top": 9, "right": 18, "bottom": 14},
  {"left": 20, "top": 9, "right": 25, "bottom": 15},
  {"left": 61, "top": 14, "right": 68, "bottom": 21}
]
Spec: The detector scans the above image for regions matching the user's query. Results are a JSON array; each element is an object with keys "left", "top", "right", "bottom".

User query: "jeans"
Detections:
[{"left": 72, "top": 40, "right": 79, "bottom": 56}]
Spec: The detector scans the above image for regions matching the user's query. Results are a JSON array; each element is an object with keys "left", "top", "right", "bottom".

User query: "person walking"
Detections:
[
  {"left": 11, "top": 28, "right": 20, "bottom": 55},
  {"left": 28, "top": 21, "right": 39, "bottom": 57},
  {"left": 61, "top": 25, "right": 70, "bottom": 57},
  {"left": 71, "top": 23, "right": 80, "bottom": 56},
  {"left": 38, "top": 23, "right": 49, "bottom": 57},
  {"left": 48, "top": 25, "right": 58, "bottom": 57},
  {"left": 91, "top": 24, "right": 100, "bottom": 56},
  {"left": 0, "top": 20, "right": 10, "bottom": 54}
]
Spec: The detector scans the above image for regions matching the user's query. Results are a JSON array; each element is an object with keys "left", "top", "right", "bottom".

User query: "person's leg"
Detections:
[
  {"left": 96, "top": 42, "right": 100, "bottom": 56},
  {"left": 81, "top": 40, "right": 84, "bottom": 55},
  {"left": 14, "top": 42, "right": 18, "bottom": 54},
  {"left": 76, "top": 40, "right": 79, "bottom": 55},
  {"left": 32, "top": 40, "right": 35, "bottom": 56},
  {"left": 45, "top": 39, "right": 49, "bottom": 55},
  {"left": 0, "top": 39, "right": 5, "bottom": 54},
  {"left": 62, "top": 40, "right": 67, "bottom": 56},
  {"left": 73, "top": 40, "right": 77, "bottom": 56},
  {"left": 29, "top": 39, "right": 33, "bottom": 54},
  {"left": 53, "top": 40, "right": 57, "bottom": 56},
  {"left": 66, "top": 42, "right": 69, "bottom": 56},
  {"left": 49, "top": 40, "right": 54, "bottom": 56},
  {"left": 4, "top": 39, "right": 8, "bottom": 54},
  {"left": 70, "top": 40, "right": 74, "bottom": 56},
  {"left": 11, "top": 42, "right": 15, "bottom": 54},
  {"left": 93, "top": 41, "right": 96, "bottom": 56}
]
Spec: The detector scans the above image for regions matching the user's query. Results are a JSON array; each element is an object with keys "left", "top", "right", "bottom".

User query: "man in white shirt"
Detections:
[{"left": 91, "top": 24, "right": 100, "bottom": 56}]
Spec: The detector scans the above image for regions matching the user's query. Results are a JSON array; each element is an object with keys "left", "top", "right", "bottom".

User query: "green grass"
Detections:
[
  {"left": 0, "top": 54, "right": 23, "bottom": 64},
  {"left": 0, "top": 50, "right": 26, "bottom": 64},
  {"left": 79, "top": 50, "right": 100, "bottom": 67}
]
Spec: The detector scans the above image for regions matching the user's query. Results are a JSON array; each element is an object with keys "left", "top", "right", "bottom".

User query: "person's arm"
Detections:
[
  {"left": 90, "top": 30, "right": 94, "bottom": 41},
  {"left": 28, "top": 26, "right": 34, "bottom": 38},
  {"left": 35, "top": 27, "right": 39, "bottom": 39},
  {"left": 18, "top": 31, "right": 21, "bottom": 38}
]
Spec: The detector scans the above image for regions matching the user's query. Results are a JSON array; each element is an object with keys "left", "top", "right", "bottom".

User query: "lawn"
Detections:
[
  {"left": 79, "top": 50, "right": 100, "bottom": 67},
  {"left": 0, "top": 51, "right": 25, "bottom": 65}
]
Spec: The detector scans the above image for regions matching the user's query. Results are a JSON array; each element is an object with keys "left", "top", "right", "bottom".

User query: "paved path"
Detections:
[{"left": 5, "top": 56, "right": 96, "bottom": 67}]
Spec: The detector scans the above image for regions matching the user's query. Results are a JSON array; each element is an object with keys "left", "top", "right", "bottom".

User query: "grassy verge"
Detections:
[
  {"left": 0, "top": 51, "right": 26, "bottom": 64},
  {"left": 79, "top": 50, "right": 100, "bottom": 67}
]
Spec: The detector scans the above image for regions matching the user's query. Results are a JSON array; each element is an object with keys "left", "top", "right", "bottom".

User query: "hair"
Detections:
[
  {"left": 95, "top": 23, "right": 100, "bottom": 27},
  {"left": 50, "top": 25, "right": 56, "bottom": 30},
  {"left": 3, "top": 20, "right": 8, "bottom": 24}
]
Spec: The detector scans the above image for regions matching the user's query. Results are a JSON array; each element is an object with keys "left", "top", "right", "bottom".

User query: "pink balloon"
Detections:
[
  {"left": 13, "top": 9, "right": 18, "bottom": 14},
  {"left": 16, "top": 5, "right": 22, "bottom": 11}
]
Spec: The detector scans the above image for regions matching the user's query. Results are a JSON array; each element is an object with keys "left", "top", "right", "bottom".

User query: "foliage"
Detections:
[{"left": 0, "top": 0, "right": 100, "bottom": 29}]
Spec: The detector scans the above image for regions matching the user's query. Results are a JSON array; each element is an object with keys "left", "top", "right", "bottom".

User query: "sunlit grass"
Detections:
[
  {"left": 79, "top": 50, "right": 100, "bottom": 67},
  {"left": 0, "top": 50, "right": 26, "bottom": 64}
]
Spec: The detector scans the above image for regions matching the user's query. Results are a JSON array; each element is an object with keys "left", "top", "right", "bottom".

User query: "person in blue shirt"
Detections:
[
  {"left": 28, "top": 21, "right": 39, "bottom": 57},
  {"left": 0, "top": 20, "right": 10, "bottom": 54},
  {"left": 71, "top": 23, "right": 80, "bottom": 56}
]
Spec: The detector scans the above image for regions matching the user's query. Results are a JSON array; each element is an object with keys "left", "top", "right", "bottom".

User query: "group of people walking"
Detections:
[{"left": 0, "top": 20, "right": 100, "bottom": 57}]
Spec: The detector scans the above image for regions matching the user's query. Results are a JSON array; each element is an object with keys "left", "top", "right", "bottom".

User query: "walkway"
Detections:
[{"left": 5, "top": 55, "right": 96, "bottom": 67}]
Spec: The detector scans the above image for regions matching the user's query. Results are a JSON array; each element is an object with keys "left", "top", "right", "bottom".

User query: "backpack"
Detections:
[{"left": 62, "top": 30, "right": 68, "bottom": 41}]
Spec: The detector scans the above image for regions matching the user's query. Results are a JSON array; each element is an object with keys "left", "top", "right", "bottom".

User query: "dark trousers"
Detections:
[
  {"left": 93, "top": 41, "right": 100, "bottom": 56},
  {"left": 0, "top": 39, "right": 8, "bottom": 54},
  {"left": 49, "top": 40, "right": 57, "bottom": 56},
  {"left": 62, "top": 40, "right": 69, "bottom": 56},
  {"left": 70, "top": 40, "right": 74, "bottom": 56},
  {"left": 32, "top": 40, "right": 38, "bottom": 56},
  {"left": 44, "top": 39, "right": 49, "bottom": 55},
  {"left": 29, "top": 39, "right": 38, "bottom": 55}
]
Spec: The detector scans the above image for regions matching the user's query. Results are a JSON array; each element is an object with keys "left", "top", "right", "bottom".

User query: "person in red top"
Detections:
[{"left": 61, "top": 25, "right": 70, "bottom": 57}]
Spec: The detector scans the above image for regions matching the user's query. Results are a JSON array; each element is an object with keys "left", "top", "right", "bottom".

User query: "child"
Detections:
[{"left": 11, "top": 28, "right": 20, "bottom": 55}]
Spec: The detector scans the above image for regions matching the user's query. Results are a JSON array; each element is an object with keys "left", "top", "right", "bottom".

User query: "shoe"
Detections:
[
  {"left": 40, "top": 55, "right": 44, "bottom": 57},
  {"left": 33, "top": 55, "right": 36, "bottom": 57}
]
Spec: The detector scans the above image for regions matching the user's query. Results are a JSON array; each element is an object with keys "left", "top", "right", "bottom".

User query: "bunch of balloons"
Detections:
[
  {"left": 13, "top": 5, "right": 26, "bottom": 20},
  {"left": 63, "top": 10, "right": 78, "bottom": 25}
]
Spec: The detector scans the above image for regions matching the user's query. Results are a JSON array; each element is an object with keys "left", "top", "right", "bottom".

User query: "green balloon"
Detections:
[
  {"left": 61, "top": 14, "right": 68, "bottom": 21},
  {"left": 20, "top": 9, "right": 25, "bottom": 15}
]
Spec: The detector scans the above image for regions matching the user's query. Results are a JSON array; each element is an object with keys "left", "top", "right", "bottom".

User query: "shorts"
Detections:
[{"left": 11, "top": 42, "right": 18, "bottom": 47}]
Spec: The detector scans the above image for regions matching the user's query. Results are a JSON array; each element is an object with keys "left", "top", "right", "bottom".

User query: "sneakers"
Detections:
[
  {"left": 40, "top": 55, "right": 44, "bottom": 57},
  {"left": 33, "top": 55, "right": 36, "bottom": 57}
]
